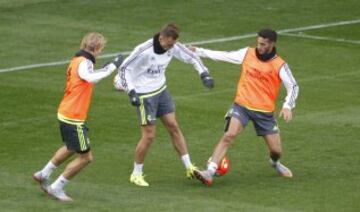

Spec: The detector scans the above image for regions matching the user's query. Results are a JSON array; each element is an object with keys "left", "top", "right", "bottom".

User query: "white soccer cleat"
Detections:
[
  {"left": 46, "top": 187, "right": 73, "bottom": 202},
  {"left": 32, "top": 171, "right": 50, "bottom": 193},
  {"left": 269, "top": 160, "right": 293, "bottom": 178}
]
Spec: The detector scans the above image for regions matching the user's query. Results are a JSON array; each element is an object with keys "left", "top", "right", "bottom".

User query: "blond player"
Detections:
[
  {"left": 33, "top": 32, "right": 123, "bottom": 201},
  {"left": 190, "top": 28, "right": 299, "bottom": 185}
]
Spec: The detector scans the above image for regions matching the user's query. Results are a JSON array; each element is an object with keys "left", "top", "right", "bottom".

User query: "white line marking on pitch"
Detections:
[
  {"left": 282, "top": 32, "right": 360, "bottom": 45},
  {"left": 0, "top": 19, "right": 359, "bottom": 74}
]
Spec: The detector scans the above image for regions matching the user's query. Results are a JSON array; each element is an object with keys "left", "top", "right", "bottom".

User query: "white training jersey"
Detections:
[
  {"left": 195, "top": 47, "right": 299, "bottom": 109},
  {"left": 119, "top": 39, "right": 209, "bottom": 94}
]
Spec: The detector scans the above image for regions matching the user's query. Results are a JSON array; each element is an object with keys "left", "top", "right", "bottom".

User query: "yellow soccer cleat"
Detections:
[
  {"left": 186, "top": 164, "right": 198, "bottom": 179},
  {"left": 130, "top": 173, "right": 149, "bottom": 187}
]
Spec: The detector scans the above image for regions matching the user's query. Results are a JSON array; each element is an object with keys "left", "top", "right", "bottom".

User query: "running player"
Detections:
[{"left": 33, "top": 32, "right": 123, "bottom": 201}]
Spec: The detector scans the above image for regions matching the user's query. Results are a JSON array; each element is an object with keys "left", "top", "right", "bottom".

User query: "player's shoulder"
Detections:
[{"left": 134, "top": 38, "right": 154, "bottom": 52}]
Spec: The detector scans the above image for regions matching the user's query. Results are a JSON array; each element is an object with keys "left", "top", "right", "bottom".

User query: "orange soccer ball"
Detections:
[{"left": 208, "top": 156, "right": 230, "bottom": 176}]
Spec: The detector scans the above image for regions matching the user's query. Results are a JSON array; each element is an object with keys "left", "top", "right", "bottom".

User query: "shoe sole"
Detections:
[
  {"left": 130, "top": 180, "right": 149, "bottom": 187},
  {"left": 279, "top": 172, "right": 293, "bottom": 178},
  {"left": 47, "top": 191, "right": 74, "bottom": 202},
  {"left": 193, "top": 170, "right": 212, "bottom": 186}
]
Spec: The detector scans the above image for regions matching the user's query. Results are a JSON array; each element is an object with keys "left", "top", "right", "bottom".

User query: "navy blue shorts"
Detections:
[
  {"left": 59, "top": 121, "right": 91, "bottom": 153},
  {"left": 225, "top": 103, "right": 279, "bottom": 136}
]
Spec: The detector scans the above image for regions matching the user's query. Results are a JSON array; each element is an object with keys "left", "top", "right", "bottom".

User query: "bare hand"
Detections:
[
  {"left": 187, "top": 45, "right": 197, "bottom": 52},
  {"left": 279, "top": 108, "right": 292, "bottom": 123}
]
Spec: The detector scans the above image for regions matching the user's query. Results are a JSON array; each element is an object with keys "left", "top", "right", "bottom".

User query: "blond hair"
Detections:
[{"left": 80, "top": 32, "right": 107, "bottom": 52}]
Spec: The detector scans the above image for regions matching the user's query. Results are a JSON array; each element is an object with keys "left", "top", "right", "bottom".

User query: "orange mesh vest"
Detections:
[
  {"left": 235, "top": 48, "right": 285, "bottom": 112},
  {"left": 58, "top": 56, "right": 94, "bottom": 121}
]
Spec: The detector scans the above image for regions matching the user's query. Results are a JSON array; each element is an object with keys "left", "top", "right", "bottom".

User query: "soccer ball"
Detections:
[
  {"left": 208, "top": 156, "right": 230, "bottom": 176},
  {"left": 113, "top": 74, "right": 124, "bottom": 91}
]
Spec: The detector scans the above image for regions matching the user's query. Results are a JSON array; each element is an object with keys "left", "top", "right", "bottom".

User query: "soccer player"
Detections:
[
  {"left": 118, "top": 23, "right": 214, "bottom": 187},
  {"left": 190, "top": 28, "right": 299, "bottom": 186},
  {"left": 33, "top": 32, "right": 123, "bottom": 201}
]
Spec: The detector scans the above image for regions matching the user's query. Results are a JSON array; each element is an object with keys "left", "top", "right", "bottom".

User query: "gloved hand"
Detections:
[
  {"left": 102, "top": 54, "right": 124, "bottom": 69},
  {"left": 112, "top": 54, "right": 124, "bottom": 68},
  {"left": 200, "top": 72, "right": 214, "bottom": 89},
  {"left": 128, "top": 89, "right": 141, "bottom": 107}
]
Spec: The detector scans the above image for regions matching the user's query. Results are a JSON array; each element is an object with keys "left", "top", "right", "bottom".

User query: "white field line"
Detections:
[
  {"left": 0, "top": 19, "right": 359, "bottom": 74},
  {"left": 282, "top": 32, "right": 360, "bottom": 45}
]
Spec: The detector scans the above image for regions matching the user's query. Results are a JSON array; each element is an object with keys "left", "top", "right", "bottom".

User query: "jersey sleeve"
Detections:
[
  {"left": 78, "top": 59, "right": 116, "bottom": 84},
  {"left": 119, "top": 45, "right": 148, "bottom": 93},
  {"left": 279, "top": 63, "right": 299, "bottom": 109},
  {"left": 173, "top": 42, "right": 209, "bottom": 75},
  {"left": 195, "top": 47, "right": 248, "bottom": 64}
]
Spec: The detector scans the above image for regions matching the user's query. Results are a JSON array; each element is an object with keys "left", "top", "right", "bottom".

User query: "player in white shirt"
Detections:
[{"left": 118, "top": 24, "right": 214, "bottom": 186}]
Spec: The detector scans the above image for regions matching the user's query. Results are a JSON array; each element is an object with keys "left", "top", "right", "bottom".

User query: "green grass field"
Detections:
[{"left": 1, "top": 0, "right": 360, "bottom": 211}]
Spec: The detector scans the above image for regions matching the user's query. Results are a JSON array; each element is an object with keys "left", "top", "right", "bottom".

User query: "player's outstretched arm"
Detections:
[
  {"left": 78, "top": 55, "right": 122, "bottom": 84},
  {"left": 173, "top": 43, "right": 214, "bottom": 89},
  {"left": 188, "top": 46, "right": 248, "bottom": 65}
]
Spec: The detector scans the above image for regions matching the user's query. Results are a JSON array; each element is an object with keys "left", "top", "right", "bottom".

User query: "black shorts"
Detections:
[
  {"left": 225, "top": 103, "right": 279, "bottom": 136},
  {"left": 59, "top": 121, "right": 90, "bottom": 154}
]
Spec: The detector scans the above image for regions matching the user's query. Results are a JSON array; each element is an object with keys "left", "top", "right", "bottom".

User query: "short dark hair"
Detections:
[
  {"left": 257, "top": 28, "right": 277, "bottom": 42},
  {"left": 159, "top": 23, "right": 179, "bottom": 39}
]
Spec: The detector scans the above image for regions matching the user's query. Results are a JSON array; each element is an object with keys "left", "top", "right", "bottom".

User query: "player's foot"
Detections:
[
  {"left": 130, "top": 173, "right": 149, "bottom": 187},
  {"left": 32, "top": 171, "right": 50, "bottom": 193},
  {"left": 186, "top": 164, "right": 198, "bottom": 179},
  {"left": 270, "top": 160, "right": 293, "bottom": 178},
  {"left": 46, "top": 187, "right": 73, "bottom": 202},
  {"left": 193, "top": 169, "right": 213, "bottom": 186}
]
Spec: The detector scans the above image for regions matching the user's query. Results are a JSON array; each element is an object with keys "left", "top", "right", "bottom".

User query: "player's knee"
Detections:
[
  {"left": 167, "top": 122, "right": 181, "bottom": 135},
  {"left": 81, "top": 152, "right": 93, "bottom": 164},
  {"left": 142, "top": 133, "right": 156, "bottom": 143}
]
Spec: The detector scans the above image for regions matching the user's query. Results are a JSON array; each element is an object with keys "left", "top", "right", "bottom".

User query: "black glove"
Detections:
[
  {"left": 200, "top": 72, "right": 214, "bottom": 89},
  {"left": 102, "top": 54, "right": 124, "bottom": 69},
  {"left": 128, "top": 89, "right": 141, "bottom": 107},
  {"left": 112, "top": 54, "right": 124, "bottom": 68}
]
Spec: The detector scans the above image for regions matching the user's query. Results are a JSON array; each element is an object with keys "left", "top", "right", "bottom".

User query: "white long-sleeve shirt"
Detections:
[
  {"left": 78, "top": 59, "right": 116, "bottom": 84},
  {"left": 195, "top": 47, "right": 299, "bottom": 109},
  {"left": 119, "top": 39, "right": 209, "bottom": 94}
]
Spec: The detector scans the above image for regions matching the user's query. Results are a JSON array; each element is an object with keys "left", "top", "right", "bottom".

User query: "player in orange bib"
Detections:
[
  {"left": 33, "top": 32, "right": 123, "bottom": 201},
  {"left": 190, "top": 28, "right": 299, "bottom": 186}
]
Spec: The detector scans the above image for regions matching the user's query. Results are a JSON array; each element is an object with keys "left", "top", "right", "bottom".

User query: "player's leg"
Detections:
[
  {"left": 47, "top": 150, "right": 93, "bottom": 202},
  {"left": 160, "top": 112, "right": 196, "bottom": 178},
  {"left": 156, "top": 89, "right": 196, "bottom": 178},
  {"left": 33, "top": 146, "right": 74, "bottom": 186},
  {"left": 33, "top": 121, "right": 78, "bottom": 192},
  {"left": 251, "top": 110, "right": 292, "bottom": 178},
  {"left": 130, "top": 125, "right": 156, "bottom": 187},
  {"left": 160, "top": 112, "right": 187, "bottom": 156},
  {"left": 47, "top": 123, "right": 91, "bottom": 201},
  {"left": 135, "top": 125, "right": 156, "bottom": 164},
  {"left": 130, "top": 90, "right": 160, "bottom": 187},
  {"left": 194, "top": 104, "right": 249, "bottom": 185},
  {"left": 263, "top": 133, "right": 292, "bottom": 177},
  {"left": 210, "top": 117, "right": 243, "bottom": 167}
]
